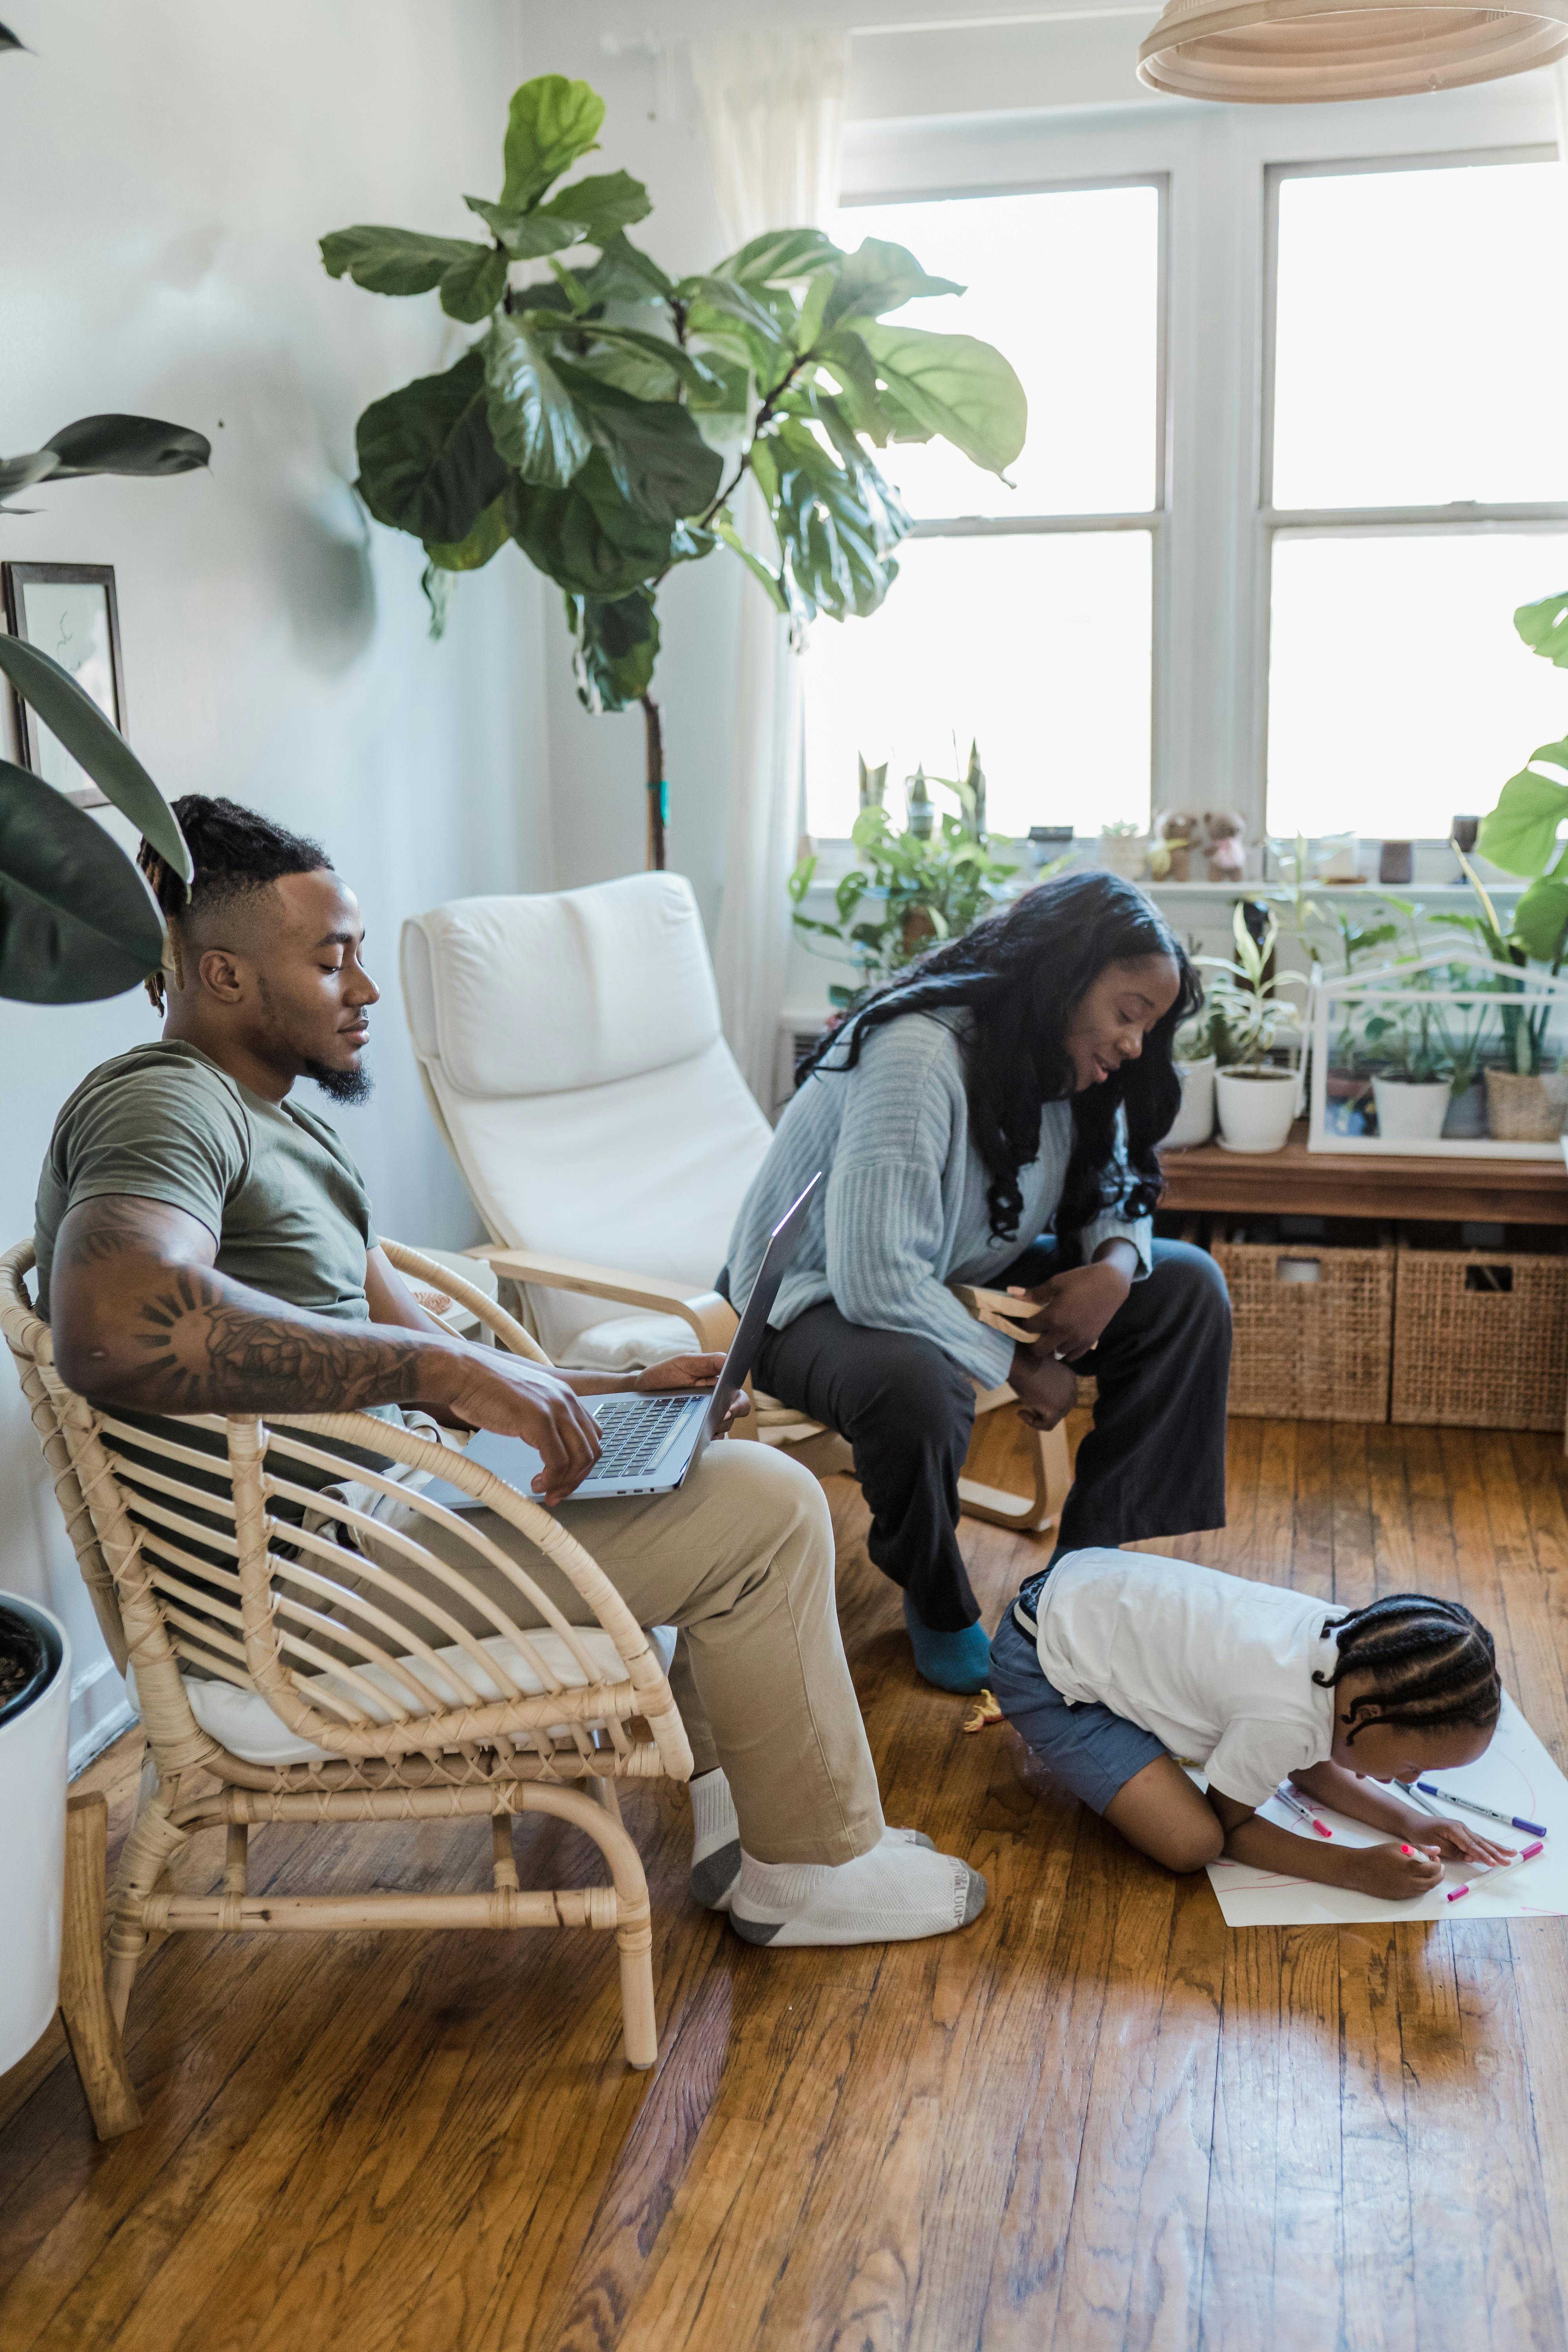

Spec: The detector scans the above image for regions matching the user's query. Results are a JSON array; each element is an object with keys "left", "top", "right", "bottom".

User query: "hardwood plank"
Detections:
[
  {"left": 1337, "top": 1925, "right": 1414, "bottom": 2352},
  {"left": 1122, "top": 1873, "right": 1225, "bottom": 2352},
  {"left": 1199, "top": 1927, "right": 1282, "bottom": 2352}
]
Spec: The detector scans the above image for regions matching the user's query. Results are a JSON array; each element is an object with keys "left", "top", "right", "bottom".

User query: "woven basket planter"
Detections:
[
  {"left": 1210, "top": 1229, "right": 1394, "bottom": 1422},
  {"left": 1392, "top": 1242, "right": 1568, "bottom": 1432},
  {"left": 1483, "top": 1068, "right": 1568, "bottom": 1143}
]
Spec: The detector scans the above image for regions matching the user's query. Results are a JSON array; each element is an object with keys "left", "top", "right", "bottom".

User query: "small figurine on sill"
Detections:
[
  {"left": 1202, "top": 808, "right": 1247, "bottom": 884},
  {"left": 1147, "top": 808, "right": 1203, "bottom": 883}
]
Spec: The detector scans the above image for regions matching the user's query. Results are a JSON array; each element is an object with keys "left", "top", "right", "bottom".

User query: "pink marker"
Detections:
[
  {"left": 1445, "top": 1839, "right": 1545, "bottom": 1906},
  {"left": 1447, "top": 1884, "right": 1471, "bottom": 1904},
  {"left": 1276, "top": 1785, "right": 1334, "bottom": 1839}
]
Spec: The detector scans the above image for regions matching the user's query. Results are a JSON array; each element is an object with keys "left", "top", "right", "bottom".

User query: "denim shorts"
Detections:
[{"left": 988, "top": 1610, "right": 1168, "bottom": 1814}]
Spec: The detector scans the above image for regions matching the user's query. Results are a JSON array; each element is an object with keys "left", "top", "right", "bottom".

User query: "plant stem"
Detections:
[{"left": 641, "top": 692, "right": 666, "bottom": 872}]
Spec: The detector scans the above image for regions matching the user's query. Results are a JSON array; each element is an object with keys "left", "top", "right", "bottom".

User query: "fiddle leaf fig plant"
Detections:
[{"left": 321, "top": 71, "right": 1028, "bottom": 868}]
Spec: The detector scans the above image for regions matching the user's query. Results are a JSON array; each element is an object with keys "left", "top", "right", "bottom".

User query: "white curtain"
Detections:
[{"left": 691, "top": 31, "right": 849, "bottom": 1109}]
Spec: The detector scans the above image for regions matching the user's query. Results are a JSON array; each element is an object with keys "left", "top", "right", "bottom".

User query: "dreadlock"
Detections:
[
  {"left": 1314, "top": 1592, "right": 1501, "bottom": 1746},
  {"left": 138, "top": 795, "right": 330, "bottom": 1012}
]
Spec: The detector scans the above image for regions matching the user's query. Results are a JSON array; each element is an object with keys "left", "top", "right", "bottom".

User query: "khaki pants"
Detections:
[{"left": 359, "top": 1440, "right": 884, "bottom": 1868}]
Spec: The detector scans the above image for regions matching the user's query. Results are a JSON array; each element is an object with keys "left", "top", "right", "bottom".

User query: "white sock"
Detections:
[
  {"left": 730, "top": 1838, "right": 986, "bottom": 1947},
  {"left": 688, "top": 1769, "right": 935, "bottom": 1914}
]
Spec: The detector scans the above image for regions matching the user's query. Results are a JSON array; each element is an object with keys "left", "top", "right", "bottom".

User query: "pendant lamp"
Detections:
[{"left": 1137, "top": 0, "right": 1568, "bottom": 100}]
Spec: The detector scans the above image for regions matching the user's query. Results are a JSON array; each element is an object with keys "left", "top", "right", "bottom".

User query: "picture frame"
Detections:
[{"left": 1, "top": 561, "right": 126, "bottom": 808}]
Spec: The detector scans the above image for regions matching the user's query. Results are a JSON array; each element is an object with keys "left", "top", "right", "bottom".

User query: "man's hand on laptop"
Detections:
[
  {"left": 635, "top": 1352, "right": 751, "bottom": 1430},
  {"left": 430, "top": 1354, "right": 606, "bottom": 1504}
]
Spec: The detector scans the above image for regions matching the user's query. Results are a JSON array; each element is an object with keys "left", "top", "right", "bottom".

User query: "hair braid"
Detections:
[
  {"left": 135, "top": 839, "right": 191, "bottom": 1013},
  {"left": 1313, "top": 1592, "right": 1501, "bottom": 1744}
]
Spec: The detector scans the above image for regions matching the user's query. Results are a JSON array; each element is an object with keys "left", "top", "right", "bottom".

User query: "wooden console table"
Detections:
[{"left": 1160, "top": 1124, "right": 1568, "bottom": 1228}]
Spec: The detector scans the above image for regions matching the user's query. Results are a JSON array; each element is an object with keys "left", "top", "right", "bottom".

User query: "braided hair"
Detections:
[
  {"left": 138, "top": 795, "right": 330, "bottom": 1012},
  {"left": 1314, "top": 1593, "right": 1501, "bottom": 1745},
  {"left": 798, "top": 869, "right": 1201, "bottom": 1252}
]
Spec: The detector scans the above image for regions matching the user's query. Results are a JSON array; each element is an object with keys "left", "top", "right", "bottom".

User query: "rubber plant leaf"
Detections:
[
  {"left": 0, "top": 760, "right": 166, "bottom": 1003},
  {"left": 852, "top": 321, "right": 1027, "bottom": 477},
  {"left": 1515, "top": 588, "right": 1568, "bottom": 670},
  {"left": 485, "top": 317, "right": 594, "bottom": 488},
  {"left": 500, "top": 76, "right": 605, "bottom": 213},
  {"left": 534, "top": 170, "right": 651, "bottom": 235},
  {"left": 355, "top": 350, "right": 510, "bottom": 544},
  {"left": 43, "top": 415, "right": 211, "bottom": 478},
  {"left": 1478, "top": 752, "right": 1568, "bottom": 878},
  {"left": 819, "top": 238, "right": 965, "bottom": 332},
  {"left": 549, "top": 361, "right": 723, "bottom": 524},
  {"left": 321, "top": 225, "right": 486, "bottom": 297},
  {"left": 0, "top": 636, "right": 190, "bottom": 881}
]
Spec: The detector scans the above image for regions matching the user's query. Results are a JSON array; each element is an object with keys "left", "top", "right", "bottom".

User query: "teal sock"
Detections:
[{"left": 902, "top": 1595, "right": 992, "bottom": 1695}]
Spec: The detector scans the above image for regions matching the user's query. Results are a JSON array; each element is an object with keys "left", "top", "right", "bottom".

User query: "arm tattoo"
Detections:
[{"left": 129, "top": 1266, "right": 425, "bottom": 1413}]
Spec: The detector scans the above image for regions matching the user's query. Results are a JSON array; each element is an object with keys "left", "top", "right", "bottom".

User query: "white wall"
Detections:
[{"left": 0, "top": 0, "right": 555, "bottom": 1761}]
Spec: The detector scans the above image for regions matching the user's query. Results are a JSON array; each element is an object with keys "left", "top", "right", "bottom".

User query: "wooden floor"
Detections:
[{"left": 5, "top": 1409, "right": 1568, "bottom": 2350}]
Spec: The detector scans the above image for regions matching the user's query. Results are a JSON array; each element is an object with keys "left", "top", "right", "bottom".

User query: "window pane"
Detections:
[
  {"left": 833, "top": 185, "right": 1160, "bottom": 520},
  {"left": 803, "top": 531, "right": 1152, "bottom": 840},
  {"left": 1272, "top": 162, "right": 1568, "bottom": 510},
  {"left": 1266, "top": 532, "right": 1568, "bottom": 840}
]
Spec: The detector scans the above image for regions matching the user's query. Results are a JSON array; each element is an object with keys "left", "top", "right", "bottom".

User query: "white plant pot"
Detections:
[
  {"left": 1371, "top": 1076, "right": 1451, "bottom": 1143},
  {"left": 0, "top": 1594, "right": 69, "bottom": 2072},
  {"left": 1215, "top": 1065, "right": 1298, "bottom": 1154},
  {"left": 1167, "top": 1055, "right": 1216, "bottom": 1149}
]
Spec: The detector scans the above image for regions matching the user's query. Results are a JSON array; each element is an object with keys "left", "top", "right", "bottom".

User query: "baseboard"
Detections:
[{"left": 68, "top": 1655, "right": 136, "bottom": 1779}]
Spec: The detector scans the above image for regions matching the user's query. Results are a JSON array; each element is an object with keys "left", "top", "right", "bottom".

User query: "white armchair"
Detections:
[{"left": 401, "top": 873, "right": 1069, "bottom": 1532}]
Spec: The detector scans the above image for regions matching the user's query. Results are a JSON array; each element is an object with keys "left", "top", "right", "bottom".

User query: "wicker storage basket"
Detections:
[
  {"left": 1483, "top": 1068, "right": 1568, "bottom": 1143},
  {"left": 1210, "top": 1227, "right": 1394, "bottom": 1422},
  {"left": 1392, "top": 1241, "right": 1568, "bottom": 1432}
]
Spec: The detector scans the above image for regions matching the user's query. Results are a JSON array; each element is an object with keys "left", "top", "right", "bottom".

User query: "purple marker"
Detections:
[{"left": 1416, "top": 1782, "right": 1547, "bottom": 1838}]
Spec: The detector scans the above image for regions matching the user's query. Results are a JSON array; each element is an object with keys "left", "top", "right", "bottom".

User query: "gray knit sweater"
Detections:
[{"left": 724, "top": 1011, "right": 1153, "bottom": 1388}]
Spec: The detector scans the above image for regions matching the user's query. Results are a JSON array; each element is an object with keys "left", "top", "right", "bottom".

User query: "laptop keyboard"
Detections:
[{"left": 590, "top": 1395, "right": 696, "bottom": 1481}]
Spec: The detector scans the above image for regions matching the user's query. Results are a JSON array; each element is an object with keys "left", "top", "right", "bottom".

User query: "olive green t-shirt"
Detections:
[{"left": 35, "top": 1039, "right": 378, "bottom": 1324}]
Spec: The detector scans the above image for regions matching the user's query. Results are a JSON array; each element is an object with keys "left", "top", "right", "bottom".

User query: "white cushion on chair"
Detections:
[
  {"left": 127, "top": 1626, "right": 678, "bottom": 1769},
  {"left": 405, "top": 875, "right": 721, "bottom": 1098},
  {"left": 554, "top": 1310, "right": 701, "bottom": 1373}
]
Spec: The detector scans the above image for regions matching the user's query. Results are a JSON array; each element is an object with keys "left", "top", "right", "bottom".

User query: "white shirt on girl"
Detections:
[{"left": 1029, "top": 1549, "right": 1348, "bottom": 1808}]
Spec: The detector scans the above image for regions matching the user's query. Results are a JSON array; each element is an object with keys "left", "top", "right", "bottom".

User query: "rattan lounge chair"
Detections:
[{"left": 1, "top": 1238, "right": 693, "bottom": 2106}]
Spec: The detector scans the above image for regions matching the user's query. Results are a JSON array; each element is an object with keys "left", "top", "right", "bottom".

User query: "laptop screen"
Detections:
[{"left": 702, "top": 1173, "right": 822, "bottom": 1437}]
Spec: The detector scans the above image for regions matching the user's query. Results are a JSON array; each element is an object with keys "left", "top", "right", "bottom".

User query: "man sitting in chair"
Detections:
[{"left": 38, "top": 796, "right": 983, "bottom": 1951}]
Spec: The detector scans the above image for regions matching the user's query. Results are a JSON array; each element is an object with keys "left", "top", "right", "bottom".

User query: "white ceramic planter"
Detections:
[
  {"left": 1215, "top": 1066, "right": 1298, "bottom": 1154},
  {"left": 1371, "top": 1076, "right": 1451, "bottom": 1143},
  {"left": 0, "top": 1595, "right": 70, "bottom": 2072},
  {"left": 1167, "top": 1055, "right": 1216, "bottom": 1149}
]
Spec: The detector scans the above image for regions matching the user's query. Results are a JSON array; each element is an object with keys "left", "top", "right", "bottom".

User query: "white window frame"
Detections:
[
  {"left": 1258, "top": 144, "right": 1568, "bottom": 835},
  {"left": 826, "top": 78, "right": 1565, "bottom": 857}
]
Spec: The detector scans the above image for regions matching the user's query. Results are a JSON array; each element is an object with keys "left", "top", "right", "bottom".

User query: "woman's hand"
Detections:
[
  {"left": 1345, "top": 1839, "right": 1445, "bottom": 1900},
  {"left": 634, "top": 1353, "right": 751, "bottom": 1429},
  {"left": 1007, "top": 1252, "right": 1133, "bottom": 1363},
  {"left": 1008, "top": 1348, "right": 1080, "bottom": 1431}
]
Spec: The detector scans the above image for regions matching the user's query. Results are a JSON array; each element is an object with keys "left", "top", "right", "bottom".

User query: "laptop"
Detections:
[{"left": 420, "top": 1174, "right": 822, "bottom": 1508}]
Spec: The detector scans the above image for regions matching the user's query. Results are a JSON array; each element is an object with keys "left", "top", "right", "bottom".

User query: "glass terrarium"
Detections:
[{"left": 1307, "top": 952, "right": 1568, "bottom": 1158}]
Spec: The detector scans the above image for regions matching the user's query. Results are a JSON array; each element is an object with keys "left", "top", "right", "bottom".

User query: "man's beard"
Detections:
[{"left": 304, "top": 1058, "right": 374, "bottom": 1106}]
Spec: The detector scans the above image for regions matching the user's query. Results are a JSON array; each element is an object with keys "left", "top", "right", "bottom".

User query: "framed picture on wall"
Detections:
[{"left": 0, "top": 561, "right": 126, "bottom": 808}]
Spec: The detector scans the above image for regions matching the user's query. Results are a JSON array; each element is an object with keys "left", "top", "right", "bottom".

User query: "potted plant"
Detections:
[
  {"left": 0, "top": 1595, "right": 70, "bottom": 2073},
  {"left": 1361, "top": 1010, "right": 1452, "bottom": 1142},
  {"left": 1197, "top": 906, "right": 1306, "bottom": 1153},
  {"left": 1098, "top": 818, "right": 1146, "bottom": 881}
]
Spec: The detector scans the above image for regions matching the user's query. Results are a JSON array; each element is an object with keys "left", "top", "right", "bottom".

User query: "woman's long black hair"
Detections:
[{"left": 799, "top": 869, "right": 1201, "bottom": 1254}]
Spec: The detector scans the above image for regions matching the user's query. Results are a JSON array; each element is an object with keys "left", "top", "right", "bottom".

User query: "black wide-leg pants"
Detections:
[{"left": 751, "top": 1238, "right": 1232, "bottom": 1632}]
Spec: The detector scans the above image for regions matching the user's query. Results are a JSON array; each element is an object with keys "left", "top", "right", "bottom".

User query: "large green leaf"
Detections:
[
  {"left": 0, "top": 448, "right": 59, "bottom": 505},
  {"left": 462, "top": 196, "right": 586, "bottom": 258},
  {"left": 0, "top": 636, "right": 190, "bottom": 880},
  {"left": 684, "top": 277, "right": 793, "bottom": 381},
  {"left": 424, "top": 497, "right": 510, "bottom": 572},
  {"left": 714, "top": 506, "right": 789, "bottom": 615},
  {"left": 566, "top": 586, "right": 660, "bottom": 712},
  {"left": 751, "top": 419, "right": 901, "bottom": 624},
  {"left": 0, "top": 20, "right": 25, "bottom": 53},
  {"left": 576, "top": 233, "right": 673, "bottom": 306},
  {"left": 500, "top": 76, "right": 604, "bottom": 212},
  {"left": 1512, "top": 874, "right": 1568, "bottom": 964},
  {"left": 819, "top": 239, "right": 964, "bottom": 332},
  {"left": 356, "top": 350, "right": 510, "bottom": 544},
  {"left": 715, "top": 229, "right": 842, "bottom": 286},
  {"left": 0, "top": 761, "right": 166, "bottom": 1003},
  {"left": 817, "top": 331, "right": 933, "bottom": 446},
  {"left": 1478, "top": 753, "right": 1568, "bottom": 878},
  {"left": 535, "top": 170, "right": 650, "bottom": 236},
  {"left": 551, "top": 363, "right": 722, "bottom": 524},
  {"left": 43, "top": 414, "right": 211, "bottom": 478},
  {"left": 851, "top": 320, "right": 1027, "bottom": 476},
  {"left": 439, "top": 245, "right": 508, "bottom": 323},
  {"left": 485, "top": 317, "right": 593, "bottom": 487},
  {"left": 1515, "top": 588, "right": 1568, "bottom": 669},
  {"left": 321, "top": 224, "right": 483, "bottom": 296},
  {"left": 565, "top": 324, "right": 726, "bottom": 400},
  {"left": 507, "top": 454, "right": 678, "bottom": 597}
]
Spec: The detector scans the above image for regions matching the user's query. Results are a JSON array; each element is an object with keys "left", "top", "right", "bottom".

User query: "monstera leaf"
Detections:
[
  {"left": 1479, "top": 750, "right": 1568, "bottom": 879},
  {"left": 1515, "top": 589, "right": 1568, "bottom": 670}
]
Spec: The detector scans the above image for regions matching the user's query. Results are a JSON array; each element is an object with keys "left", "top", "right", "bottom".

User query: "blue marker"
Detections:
[{"left": 1416, "top": 1782, "right": 1547, "bottom": 1838}]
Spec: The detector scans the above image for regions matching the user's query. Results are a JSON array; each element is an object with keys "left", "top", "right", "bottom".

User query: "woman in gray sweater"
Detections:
[{"left": 722, "top": 871, "right": 1232, "bottom": 1694}]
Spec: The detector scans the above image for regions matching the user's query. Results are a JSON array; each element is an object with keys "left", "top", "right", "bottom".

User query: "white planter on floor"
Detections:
[
  {"left": 1215, "top": 1066, "right": 1298, "bottom": 1154},
  {"left": 1371, "top": 1076, "right": 1451, "bottom": 1143},
  {"left": 0, "top": 1594, "right": 70, "bottom": 2071},
  {"left": 1167, "top": 1055, "right": 1217, "bottom": 1149}
]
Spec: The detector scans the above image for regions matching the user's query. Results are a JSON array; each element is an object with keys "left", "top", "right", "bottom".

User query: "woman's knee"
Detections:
[
  {"left": 841, "top": 1338, "right": 975, "bottom": 1456},
  {"left": 1152, "top": 1240, "right": 1231, "bottom": 1337}
]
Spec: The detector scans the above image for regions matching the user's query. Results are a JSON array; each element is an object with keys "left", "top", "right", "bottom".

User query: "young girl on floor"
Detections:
[{"left": 988, "top": 1551, "right": 1513, "bottom": 1897}]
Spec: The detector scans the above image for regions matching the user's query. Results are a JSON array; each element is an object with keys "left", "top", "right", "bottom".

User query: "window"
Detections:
[
  {"left": 801, "top": 181, "right": 1164, "bottom": 841},
  {"left": 1263, "top": 156, "right": 1568, "bottom": 842}
]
